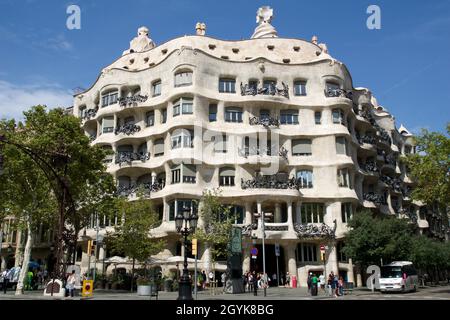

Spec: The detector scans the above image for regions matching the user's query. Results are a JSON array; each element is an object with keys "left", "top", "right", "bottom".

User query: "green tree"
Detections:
[
  {"left": 342, "top": 210, "right": 415, "bottom": 269},
  {"left": 193, "top": 189, "right": 233, "bottom": 283},
  {"left": 104, "top": 193, "right": 165, "bottom": 291},
  {"left": 0, "top": 105, "right": 115, "bottom": 294},
  {"left": 403, "top": 124, "right": 450, "bottom": 215}
]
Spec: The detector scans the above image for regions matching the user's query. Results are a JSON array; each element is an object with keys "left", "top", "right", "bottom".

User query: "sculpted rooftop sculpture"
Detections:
[
  {"left": 122, "top": 26, "right": 156, "bottom": 55},
  {"left": 251, "top": 6, "right": 278, "bottom": 39}
]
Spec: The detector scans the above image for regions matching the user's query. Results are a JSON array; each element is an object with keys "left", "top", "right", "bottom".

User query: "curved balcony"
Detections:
[
  {"left": 238, "top": 146, "right": 288, "bottom": 161},
  {"left": 114, "top": 123, "right": 141, "bottom": 136},
  {"left": 241, "top": 174, "right": 300, "bottom": 190},
  {"left": 118, "top": 94, "right": 148, "bottom": 108},
  {"left": 115, "top": 151, "right": 150, "bottom": 166},
  {"left": 116, "top": 181, "right": 165, "bottom": 197},
  {"left": 363, "top": 193, "right": 386, "bottom": 206},
  {"left": 249, "top": 116, "right": 280, "bottom": 128},
  {"left": 240, "top": 82, "right": 289, "bottom": 98},
  {"left": 359, "top": 161, "right": 379, "bottom": 175},
  {"left": 293, "top": 223, "right": 336, "bottom": 239},
  {"left": 81, "top": 108, "right": 98, "bottom": 122},
  {"left": 324, "top": 88, "right": 352, "bottom": 100}
]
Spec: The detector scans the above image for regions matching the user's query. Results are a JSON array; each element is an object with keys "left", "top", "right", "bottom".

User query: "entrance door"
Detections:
[{"left": 253, "top": 244, "right": 285, "bottom": 287}]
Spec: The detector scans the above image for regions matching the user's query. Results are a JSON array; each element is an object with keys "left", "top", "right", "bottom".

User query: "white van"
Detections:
[{"left": 379, "top": 261, "right": 419, "bottom": 293}]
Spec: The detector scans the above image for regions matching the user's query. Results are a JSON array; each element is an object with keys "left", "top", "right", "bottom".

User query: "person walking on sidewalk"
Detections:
[
  {"left": 66, "top": 270, "right": 76, "bottom": 298},
  {"left": 252, "top": 271, "right": 258, "bottom": 296}
]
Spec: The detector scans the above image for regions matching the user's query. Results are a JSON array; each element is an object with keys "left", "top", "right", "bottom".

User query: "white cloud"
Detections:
[{"left": 0, "top": 80, "right": 73, "bottom": 121}]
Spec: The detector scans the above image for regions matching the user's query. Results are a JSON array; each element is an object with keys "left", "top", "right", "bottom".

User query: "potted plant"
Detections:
[{"left": 136, "top": 276, "right": 152, "bottom": 296}]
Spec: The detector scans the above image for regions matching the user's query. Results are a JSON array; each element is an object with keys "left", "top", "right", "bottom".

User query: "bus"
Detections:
[{"left": 379, "top": 261, "right": 419, "bottom": 293}]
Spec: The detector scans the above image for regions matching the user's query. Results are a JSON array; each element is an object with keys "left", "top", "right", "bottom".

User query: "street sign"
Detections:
[
  {"left": 82, "top": 280, "right": 93, "bottom": 297},
  {"left": 250, "top": 247, "right": 258, "bottom": 256},
  {"left": 275, "top": 243, "right": 280, "bottom": 257},
  {"left": 320, "top": 244, "right": 325, "bottom": 252},
  {"left": 252, "top": 255, "right": 257, "bottom": 259}
]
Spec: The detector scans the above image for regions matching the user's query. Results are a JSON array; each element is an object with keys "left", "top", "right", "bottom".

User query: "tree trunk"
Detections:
[
  {"left": 15, "top": 216, "right": 34, "bottom": 295},
  {"left": 203, "top": 245, "right": 212, "bottom": 277}
]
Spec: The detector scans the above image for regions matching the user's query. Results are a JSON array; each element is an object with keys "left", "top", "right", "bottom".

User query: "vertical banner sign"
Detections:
[
  {"left": 231, "top": 226, "right": 242, "bottom": 254},
  {"left": 82, "top": 280, "right": 93, "bottom": 297}
]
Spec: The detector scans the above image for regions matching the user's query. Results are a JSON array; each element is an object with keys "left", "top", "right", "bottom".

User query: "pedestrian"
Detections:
[
  {"left": 66, "top": 270, "right": 76, "bottom": 298},
  {"left": 319, "top": 273, "right": 325, "bottom": 294},
  {"left": 248, "top": 273, "right": 253, "bottom": 292},
  {"left": 252, "top": 271, "right": 258, "bottom": 296},
  {"left": 327, "top": 272, "right": 334, "bottom": 296},
  {"left": 272, "top": 273, "right": 277, "bottom": 287},
  {"left": 221, "top": 272, "right": 226, "bottom": 292},
  {"left": 2, "top": 269, "right": 9, "bottom": 294},
  {"left": 334, "top": 273, "right": 339, "bottom": 297},
  {"left": 338, "top": 276, "right": 344, "bottom": 296},
  {"left": 311, "top": 273, "right": 318, "bottom": 296},
  {"left": 201, "top": 270, "right": 207, "bottom": 290},
  {"left": 285, "top": 272, "right": 291, "bottom": 288},
  {"left": 307, "top": 272, "right": 312, "bottom": 293}
]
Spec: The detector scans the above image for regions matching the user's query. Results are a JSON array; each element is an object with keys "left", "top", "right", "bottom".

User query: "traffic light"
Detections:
[
  {"left": 192, "top": 238, "right": 197, "bottom": 256},
  {"left": 91, "top": 240, "right": 96, "bottom": 256}
]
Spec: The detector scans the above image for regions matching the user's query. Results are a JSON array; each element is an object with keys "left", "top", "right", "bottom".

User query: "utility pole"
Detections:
[{"left": 261, "top": 211, "right": 267, "bottom": 297}]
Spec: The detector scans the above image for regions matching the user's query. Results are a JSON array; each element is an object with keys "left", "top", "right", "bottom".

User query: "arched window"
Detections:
[
  {"left": 296, "top": 169, "right": 313, "bottom": 188},
  {"left": 101, "top": 90, "right": 118, "bottom": 107}
]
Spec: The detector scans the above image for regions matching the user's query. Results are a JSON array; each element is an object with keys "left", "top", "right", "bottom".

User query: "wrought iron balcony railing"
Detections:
[
  {"left": 359, "top": 161, "right": 378, "bottom": 173},
  {"left": 116, "top": 181, "right": 164, "bottom": 196},
  {"left": 293, "top": 223, "right": 336, "bottom": 239},
  {"left": 81, "top": 108, "right": 98, "bottom": 121},
  {"left": 380, "top": 175, "right": 403, "bottom": 193},
  {"left": 324, "top": 88, "right": 352, "bottom": 99},
  {"left": 363, "top": 193, "right": 386, "bottom": 206},
  {"left": 114, "top": 123, "right": 141, "bottom": 135},
  {"left": 115, "top": 151, "right": 150, "bottom": 165},
  {"left": 241, "top": 174, "right": 300, "bottom": 190},
  {"left": 118, "top": 94, "right": 148, "bottom": 107},
  {"left": 249, "top": 116, "right": 280, "bottom": 128},
  {"left": 238, "top": 146, "right": 288, "bottom": 160},
  {"left": 357, "top": 134, "right": 377, "bottom": 145},
  {"left": 240, "top": 82, "right": 289, "bottom": 98}
]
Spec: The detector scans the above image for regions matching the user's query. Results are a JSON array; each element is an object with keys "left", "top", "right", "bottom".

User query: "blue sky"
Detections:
[{"left": 0, "top": 0, "right": 449, "bottom": 133}]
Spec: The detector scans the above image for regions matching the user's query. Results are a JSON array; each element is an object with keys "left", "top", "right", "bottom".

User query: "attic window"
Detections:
[
  {"left": 149, "top": 63, "right": 155, "bottom": 67},
  {"left": 144, "top": 57, "right": 149, "bottom": 63},
  {"left": 221, "top": 56, "right": 229, "bottom": 60},
  {"left": 232, "top": 48, "right": 239, "bottom": 54},
  {"left": 129, "top": 59, "right": 135, "bottom": 64},
  {"left": 161, "top": 49, "right": 168, "bottom": 54},
  {"left": 267, "top": 45, "right": 275, "bottom": 50},
  {"left": 316, "top": 51, "right": 321, "bottom": 56},
  {"left": 245, "top": 57, "right": 252, "bottom": 60},
  {"left": 293, "top": 46, "right": 300, "bottom": 52},
  {"left": 283, "top": 58, "right": 291, "bottom": 64},
  {"left": 208, "top": 44, "right": 216, "bottom": 50},
  {"left": 123, "top": 66, "right": 129, "bottom": 69}
]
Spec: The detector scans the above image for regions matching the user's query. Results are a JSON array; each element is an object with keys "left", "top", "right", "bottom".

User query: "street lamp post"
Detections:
[{"left": 175, "top": 206, "right": 198, "bottom": 301}]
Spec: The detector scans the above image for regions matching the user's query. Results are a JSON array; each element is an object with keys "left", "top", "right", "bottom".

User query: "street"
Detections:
[{"left": 0, "top": 285, "right": 449, "bottom": 300}]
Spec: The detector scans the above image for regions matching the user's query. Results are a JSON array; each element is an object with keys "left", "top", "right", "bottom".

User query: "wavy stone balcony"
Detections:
[
  {"left": 249, "top": 116, "right": 280, "bottom": 128},
  {"left": 118, "top": 94, "right": 148, "bottom": 108},
  {"left": 240, "top": 82, "right": 289, "bottom": 98},
  {"left": 114, "top": 123, "right": 141, "bottom": 135},
  {"left": 115, "top": 151, "right": 150, "bottom": 165},
  {"left": 293, "top": 222, "right": 336, "bottom": 239},
  {"left": 241, "top": 174, "right": 300, "bottom": 190}
]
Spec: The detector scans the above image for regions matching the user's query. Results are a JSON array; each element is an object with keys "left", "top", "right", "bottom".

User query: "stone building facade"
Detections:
[{"left": 67, "top": 7, "right": 444, "bottom": 287}]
